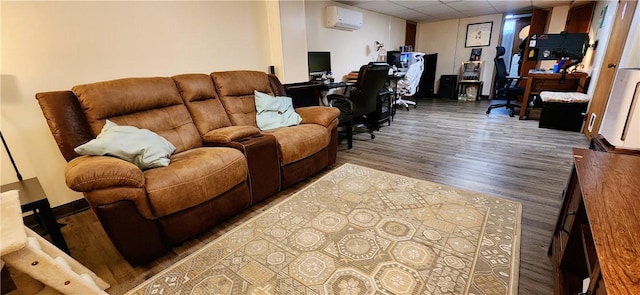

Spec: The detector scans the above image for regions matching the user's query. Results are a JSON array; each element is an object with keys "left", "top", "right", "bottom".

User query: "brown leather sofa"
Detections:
[{"left": 36, "top": 71, "right": 339, "bottom": 266}]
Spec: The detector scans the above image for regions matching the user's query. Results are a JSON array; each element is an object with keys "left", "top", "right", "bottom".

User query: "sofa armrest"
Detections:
[
  {"left": 296, "top": 106, "right": 341, "bottom": 127},
  {"left": 202, "top": 126, "right": 261, "bottom": 144},
  {"left": 65, "top": 156, "right": 145, "bottom": 192},
  {"left": 36, "top": 90, "right": 95, "bottom": 162}
]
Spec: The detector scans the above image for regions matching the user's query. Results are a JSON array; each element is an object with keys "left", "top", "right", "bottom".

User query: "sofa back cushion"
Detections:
[
  {"left": 210, "top": 71, "right": 273, "bottom": 126},
  {"left": 71, "top": 77, "right": 201, "bottom": 153},
  {"left": 172, "top": 74, "right": 232, "bottom": 137}
]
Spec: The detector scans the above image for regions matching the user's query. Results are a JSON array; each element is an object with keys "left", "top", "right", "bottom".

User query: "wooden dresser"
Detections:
[{"left": 549, "top": 148, "right": 640, "bottom": 295}]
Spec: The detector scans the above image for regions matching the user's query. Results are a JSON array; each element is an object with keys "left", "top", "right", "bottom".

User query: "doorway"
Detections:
[{"left": 500, "top": 14, "right": 531, "bottom": 76}]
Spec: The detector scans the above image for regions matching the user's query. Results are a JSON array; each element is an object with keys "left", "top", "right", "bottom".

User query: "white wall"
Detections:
[
  {"left": 279, "top": 1, "right": 310, "bottom": 83},
  {"left": 305, "top": 1, "right": 406, "bottom": 81},
  {"left": 539, "top": 5, "right": 570, "bottom": 70},
  {"left": 266, "top": 0, "right": 285, "bottom": 79},
  {"left": 547, "top": 5, "right": 571, "bottom": 33},
  {"left": 416, "top": 19, "right": 459, "bottom": 94},
  {"left": 585, "top": 1, "right": 619, "bottom": 100},
  {"left": 1, "top": 0, "right": 408, "bottom": 208},
  {"left": 619, "top": 2, "right": 640, "bottom": 68},
  {"left": 1, "top": 1, "right": 274, "bottom": 207},
  {"left": 417, "top": 14, "right": 503, "bottom": 96}
]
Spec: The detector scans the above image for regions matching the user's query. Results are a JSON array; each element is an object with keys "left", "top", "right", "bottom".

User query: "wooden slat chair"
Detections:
[{"left": 1, "top": 190, "right": 110, "bottom": 295}]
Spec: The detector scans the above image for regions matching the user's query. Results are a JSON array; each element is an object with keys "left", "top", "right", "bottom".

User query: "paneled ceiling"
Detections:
[{"left": 336, "top": 0, "right": 589, "bottom": 22}]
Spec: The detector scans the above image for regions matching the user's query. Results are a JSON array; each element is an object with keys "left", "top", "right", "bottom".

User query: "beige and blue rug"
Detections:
[{"left": 127, "top": 163, "right": 521, "bottom": 295}]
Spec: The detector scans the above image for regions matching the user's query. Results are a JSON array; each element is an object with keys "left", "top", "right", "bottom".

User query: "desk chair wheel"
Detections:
[
  {"left": 509, "top": 109, "right": 515, "bottom": 117},
  {"left": 486, "top": 109, "right": 491, "bottom": 114},
  {"left": 370, "top": 134, "right": 375, "bottom": 139}
]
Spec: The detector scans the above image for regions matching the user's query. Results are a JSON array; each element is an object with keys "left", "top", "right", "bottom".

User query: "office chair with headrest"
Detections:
[
  {"left": 328, "top": 62, "right": 389, "bottom": 147},
  {"left": 395, "top": 53, "right": 425, "bottom": 110},
  {"left": 486, "top": 46, "right": 524, "bottom": 117}
]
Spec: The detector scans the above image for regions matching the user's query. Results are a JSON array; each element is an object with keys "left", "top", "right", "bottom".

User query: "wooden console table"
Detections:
[
  {"left": 549, "top": 148, "right": 640, "bottom": 294},
  {"left": 519, "top": 72, "right": 588, "bottom": 119}
]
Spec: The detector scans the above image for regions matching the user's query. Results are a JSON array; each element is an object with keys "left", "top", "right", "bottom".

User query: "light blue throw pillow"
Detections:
[
  {"left": 74, "top": 120, "right": 176, "bottom": 170},
  {"left": 254, "top": 90, "right": 302, "bottom": 131}
]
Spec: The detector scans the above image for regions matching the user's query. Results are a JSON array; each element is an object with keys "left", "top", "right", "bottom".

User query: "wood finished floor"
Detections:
[{"left": 56, "top": 98, "right": 589, "bottom": 294}]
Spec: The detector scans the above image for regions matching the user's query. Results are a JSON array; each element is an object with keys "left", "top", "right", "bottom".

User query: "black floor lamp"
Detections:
[
  {"left": 1, "top": 131, "right": 23, "bottom": 181},
  {"left": 1, "top": 130, "right": 68, "bottom": 239}
]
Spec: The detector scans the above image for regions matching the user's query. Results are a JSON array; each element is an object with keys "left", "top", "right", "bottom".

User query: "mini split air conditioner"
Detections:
[{"left": 326, "top": 6, "right": 363, "bottom": 30}]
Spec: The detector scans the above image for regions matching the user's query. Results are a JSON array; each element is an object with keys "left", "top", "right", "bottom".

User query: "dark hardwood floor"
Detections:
[{"left": 55, "top": 98, "right": 589, "bottom": 294}]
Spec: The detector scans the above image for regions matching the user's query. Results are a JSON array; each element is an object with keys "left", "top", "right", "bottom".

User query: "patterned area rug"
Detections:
[{"left": 127, "top": 163, "right": 521, "bottom": 295}]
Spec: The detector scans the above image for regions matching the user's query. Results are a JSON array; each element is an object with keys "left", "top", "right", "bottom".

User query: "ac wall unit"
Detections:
[{"left": 326, "top": 6, "right": 363, "bottom": 30}]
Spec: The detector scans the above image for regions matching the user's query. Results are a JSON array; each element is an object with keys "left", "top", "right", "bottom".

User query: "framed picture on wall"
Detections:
[{"left": 465, "top": 22, "right": 493, "bottom": 47}]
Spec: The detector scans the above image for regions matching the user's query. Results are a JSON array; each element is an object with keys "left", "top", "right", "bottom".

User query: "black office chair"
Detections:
[
  {"left": 328, "top": 62, "right": 389, "bottom": 148},
  {"left": 486, "top": 46, "right": 524, "bottom": 117}
]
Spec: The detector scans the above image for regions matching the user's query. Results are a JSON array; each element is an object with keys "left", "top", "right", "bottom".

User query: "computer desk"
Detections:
[
  {"left": 518, "top": 71, "right": 589, "bottom": 120},
  {"left": 284, "top": 81, "right": 355, "bottom": 108}
]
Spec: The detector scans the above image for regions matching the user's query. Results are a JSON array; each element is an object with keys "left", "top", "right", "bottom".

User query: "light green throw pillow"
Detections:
[
  {"left": 74, "top": 120, "right": 176, "bottom": 170},
  {"left": 254, "top": 90, "right": 302, "bottom": 131}
]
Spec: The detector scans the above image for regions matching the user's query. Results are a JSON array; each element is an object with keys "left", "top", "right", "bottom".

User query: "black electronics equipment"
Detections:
[
  {"left": 534, "top": 32, "right": 589, "bottom": 61},
  {"left": 307, "top": 51, "right": 331, "bottom": 76}
]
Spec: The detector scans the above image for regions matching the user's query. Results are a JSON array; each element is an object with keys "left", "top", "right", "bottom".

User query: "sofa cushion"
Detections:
[
  {"left": 74, "top": 120, "right": 176, "bottom": 170},
  {"left": 540, "top": 91, "right": 590, "bottom": 103},
  {"left": 202, "top": 126, "right": 261, "bottom": 144},
  {"left": 144, "top": 147, "right": 247, "bottom": 217},
  {"left": 72, "top": 77, "right": 201, "bottom": 153},
  {"left": 172, "top": 74, "right": 232, "bottom": 137},
  {"left": 264, "top": 124, "right": 330, "bottom": 165},
  {"left": 254, "top": 91, "right": 302, "bottom": 131},
  {"left": 296, "top": 106, "right": 341, "bottom": 127},
  {"left": 211, "top": 71, "right": 273, "bottom": 126}
]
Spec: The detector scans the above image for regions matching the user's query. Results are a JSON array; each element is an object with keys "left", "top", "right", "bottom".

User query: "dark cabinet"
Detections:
[
  {"left": 438, "top": 75, "right": 457, "bottom": 99},
  {"left": 373, "top": 90, "right": 393, "bottom": 129},
  {"left": 417, "top": 53, "right": 437, "bottom": 98}
]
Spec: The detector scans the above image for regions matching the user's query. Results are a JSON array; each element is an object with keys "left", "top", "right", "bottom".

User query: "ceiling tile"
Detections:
[
  {"left": 433, "top": 11, "right": 467, "bottom": 19},
  {"left": 390, "top": 0, "right": 441, "bottom": 9},
  {"left": 446, "top": 0, "right": 493, "bottom": 12},
  {"left": 415, "top": 3, "right": 458, "bottom": 14},
  {"left": 410, "top": 14, "right": 442, "bottom": 22},
  {"left": 531, "top": 0, "right": 572, "bottom": 9},
  {"left": 490, "top": 1, "right": 534, "bottom": 13},
  {"left": 462, "top": 7, "right": 501, "bottom": 17},
  {"left": 389, "top": 9, "right": 435, "bottom": 21},
  {"left": 335, "top": 0, "right": 576, "bottom": 23},
  {"left": 335, "top": 0, "right": 374, "bottom": 6},
  {"left": 414, "top": 5, "right": 465, "bottom": 19},
  {"left": 352, "top": 0, "right": 408, "bottom": 12}
]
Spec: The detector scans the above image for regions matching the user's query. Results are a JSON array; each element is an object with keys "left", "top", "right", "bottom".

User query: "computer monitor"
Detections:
[
  {"left": 307, "top": 51, "right": 331, "bottom": 76},
  {"left": 387, "top": 51, "right": 400, "bottom": 67},
  {"left": 534, "top": 32, "right": 589, "bottom": 61},
  {"left": 387, "top": 51, "right": 414, "bottom": 71}
]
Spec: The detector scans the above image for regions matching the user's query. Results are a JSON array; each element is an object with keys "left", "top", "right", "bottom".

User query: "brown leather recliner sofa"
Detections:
[{"left": 36, "top": 70, "right": 340, "bottom": 266}]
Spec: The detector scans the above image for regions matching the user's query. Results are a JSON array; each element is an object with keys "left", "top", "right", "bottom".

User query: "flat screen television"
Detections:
[
  {"left": 307, "top": 51, "right": 331, "bottom": 76},
  {"left": 534, "top": 33, "right": 589, "bottom": 61}
]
